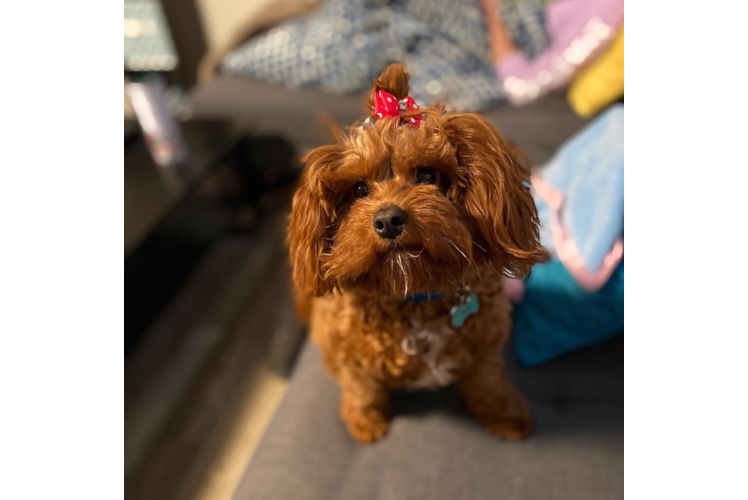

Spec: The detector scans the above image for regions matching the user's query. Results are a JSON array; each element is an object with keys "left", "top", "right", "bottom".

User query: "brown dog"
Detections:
[{"left": 289, "top": 64, "right": 548, "bottom": 443}]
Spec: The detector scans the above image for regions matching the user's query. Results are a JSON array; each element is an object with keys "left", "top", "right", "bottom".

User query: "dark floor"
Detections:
[
  {"left": 125, "top": 126, "right": 306, "bottom": 500},
  {"left": 125, "top": 212, "right": 303, "bottom": 500}
]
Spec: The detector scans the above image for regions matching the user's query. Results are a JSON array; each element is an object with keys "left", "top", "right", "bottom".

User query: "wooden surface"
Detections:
[{"left": 125, "top": 214, "right": 301, "bottom": 500}]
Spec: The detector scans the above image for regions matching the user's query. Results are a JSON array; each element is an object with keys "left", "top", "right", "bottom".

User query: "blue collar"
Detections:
[
  {"left": 404, "top": 293, "right": 443, "bottom": 302},
  {"left": 402, "top": 289, "right": 481, "bottom": 328}
]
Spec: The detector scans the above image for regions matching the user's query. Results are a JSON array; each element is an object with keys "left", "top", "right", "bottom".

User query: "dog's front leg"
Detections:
[
  {"left": 459, "top": 351, "right": 533, "bottom": 440},
  {"left": 339, "top": 369, "right": 390, "bottom": 443}
]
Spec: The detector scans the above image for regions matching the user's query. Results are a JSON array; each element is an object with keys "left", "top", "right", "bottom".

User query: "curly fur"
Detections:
[{"left": 289, "top": 64, "right": 548, "bottom": 443}]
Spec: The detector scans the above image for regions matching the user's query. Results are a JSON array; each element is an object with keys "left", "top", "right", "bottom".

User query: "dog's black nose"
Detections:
[{"left": 373, "top": 206, "right": 408, "bottom": 239}]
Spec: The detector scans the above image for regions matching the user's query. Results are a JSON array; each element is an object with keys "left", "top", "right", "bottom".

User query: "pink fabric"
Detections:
[
  {"left": 504, "top": 277, "right": 526, "bottom": 304},
  {"left": 497, "top": 0, "right": 624, "bottom": 105},
  {"left": 373, "top": 90, "right": 423, "bottom": 128},
  {"left": 532, "top": 175, "right": 623, "bottom": 292}
]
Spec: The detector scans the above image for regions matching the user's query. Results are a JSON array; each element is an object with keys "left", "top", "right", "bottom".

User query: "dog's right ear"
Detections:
[
  {"left": 444, "top": 113, "right": 548, "bottom": 278},
  {"left": 289, "top": 144, "right": 341, "bottom": 296}
]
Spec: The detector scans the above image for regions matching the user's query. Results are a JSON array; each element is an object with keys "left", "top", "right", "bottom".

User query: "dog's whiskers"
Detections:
[
  {"left": 396, "top": 253, "right": 409, "bottom": 298},
  {"left": 473, "top": 241, "right": 488, "bottom": 252},
  {"left": 388, "top": 257, "right": 397, "bottom": 295},
  {"left": 445, "top": 237, "right": 470, "bottom": 263}
]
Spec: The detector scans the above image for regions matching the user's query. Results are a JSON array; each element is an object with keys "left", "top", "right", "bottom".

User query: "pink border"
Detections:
[{"left": 532, "top": 175, "right": 623, "bottom": 292}]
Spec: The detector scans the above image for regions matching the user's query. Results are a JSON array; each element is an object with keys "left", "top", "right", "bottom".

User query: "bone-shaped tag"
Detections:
[{"left": 450, "top": 293, "right": 480, "bottom": 328}]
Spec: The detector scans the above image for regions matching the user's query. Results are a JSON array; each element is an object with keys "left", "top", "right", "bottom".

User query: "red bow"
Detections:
[{"left": 373, "top": 90, "right": 423, "bottom": 128}]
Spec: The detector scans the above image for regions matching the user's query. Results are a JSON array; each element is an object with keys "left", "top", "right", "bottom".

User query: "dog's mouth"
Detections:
[
  {"left": 378, "top": 240, "right": 425, "bottom": 258},
  {"left": 355, "top": 237, "right": 473, "bottom": 298},
  {"left": 322, "top": 207, "right": 477, "bottom": 298}
]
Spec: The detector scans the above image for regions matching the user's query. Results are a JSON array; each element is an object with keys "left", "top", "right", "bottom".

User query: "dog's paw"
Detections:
[
  {"left": 461, "top": 379, "right": 534, "bottom": 441},
  {"left": 480, "top": 414, "right": 533, "bottom": 441},
  {"left": 344, "top": 409, "right": 390, "bottom": 443}
]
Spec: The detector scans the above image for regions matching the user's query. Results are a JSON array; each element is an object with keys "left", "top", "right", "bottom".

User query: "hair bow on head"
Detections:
[{"left": 373, "top": 90, "right": 424, "bottom": 128}]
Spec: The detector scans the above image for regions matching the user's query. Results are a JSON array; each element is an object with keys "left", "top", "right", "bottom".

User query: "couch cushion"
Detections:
[
  {"left": 232, "top": 336, "right": 623, "bottom": 500},
  {"left": 190, "top": 76, "right": 587, "bottom": 163}
]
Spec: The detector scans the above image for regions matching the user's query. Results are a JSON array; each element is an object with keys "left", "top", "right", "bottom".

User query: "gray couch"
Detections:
[
  {"left": 190, "top": 76, "right": 623, "bottom": 500},
  {"left": 190, "top": 76, "right": 587, "bottom": 165}
]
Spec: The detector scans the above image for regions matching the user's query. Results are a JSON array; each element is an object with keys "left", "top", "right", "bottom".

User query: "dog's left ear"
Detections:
[
  {"left": 444, "top": 113, "right": 548, "bottom": 278},
  {"left": 289, "top": 144, "right": 341, "bottom": 297}
]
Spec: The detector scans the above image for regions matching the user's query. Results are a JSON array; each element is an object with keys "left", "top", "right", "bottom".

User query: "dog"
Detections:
[{"left": 289, "top": 64, "right": 548, "bottom": 443}]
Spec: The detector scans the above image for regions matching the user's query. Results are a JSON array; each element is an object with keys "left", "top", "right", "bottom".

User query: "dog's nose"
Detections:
[{"left": 373, "top": 206, "right": 408, "bottom": 239}]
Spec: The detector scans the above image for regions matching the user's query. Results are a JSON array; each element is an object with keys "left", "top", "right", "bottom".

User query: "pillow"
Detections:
[
  {"left": 509, "top": 105, "right": 624, "bottom": 366},
  {"left": 495, "top": 0, "right": 624, "bottom": 105},
  {"left": 532, "top": 104, "right": 623, "bottom": 292},
  {"left": 567, "top": 27, "right": 624, "bottom": 118},
  {"left": 513, "top": 259, "right": 623, "bottom": 367}
]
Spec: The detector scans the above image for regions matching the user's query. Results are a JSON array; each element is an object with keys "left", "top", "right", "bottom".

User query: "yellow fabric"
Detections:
[{"left": 568, "top": 28, "right": 624, "bottom": 118}]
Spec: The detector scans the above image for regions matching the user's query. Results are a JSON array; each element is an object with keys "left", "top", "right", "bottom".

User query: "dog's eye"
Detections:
[
  {"left": 416, "top": 167, "right": 439, "bottom": 185},
  {"left": 353, "top": 181, "right": 369, "bottom": 199}
]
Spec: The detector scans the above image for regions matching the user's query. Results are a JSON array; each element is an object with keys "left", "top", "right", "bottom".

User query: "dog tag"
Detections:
[{"left": 450, "top": 293, "right": 480, "bottom": 328}]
